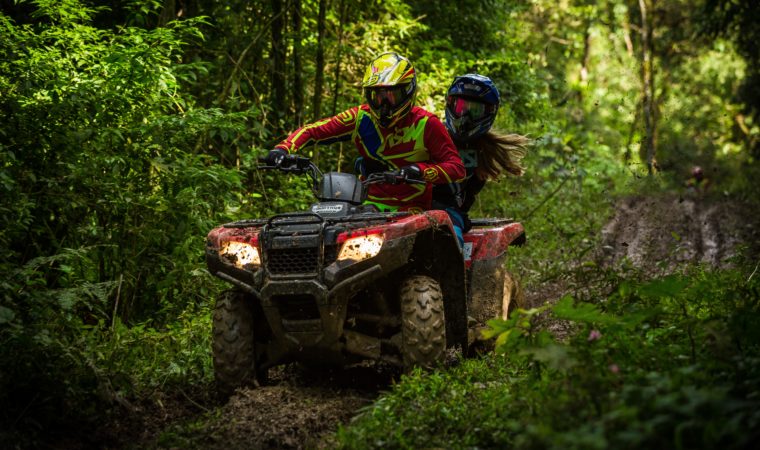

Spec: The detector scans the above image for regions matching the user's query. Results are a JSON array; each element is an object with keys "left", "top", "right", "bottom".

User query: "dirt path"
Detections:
[
  {"left": 117, "top": 363, "right": 396, "bottom": 449},
  {"left": 598, "top": 194, "right": 757, "bottom": 272},
  {"left": 196, "top": 364, "right": 394, "bottom": 449}
]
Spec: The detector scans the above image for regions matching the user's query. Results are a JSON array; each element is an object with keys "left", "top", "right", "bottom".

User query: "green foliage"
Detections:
[
  {"left": 336, "top": 269, "right": 760, "bottom": 449},
  {"left": 0, "top": 1, "right": 246, "bottom": 440},
  {"left": 0, "top": 246, "right": 213, "bottom": 446},
  {"left": 1, "top": 0, "right": 759, "bottom": 445}
]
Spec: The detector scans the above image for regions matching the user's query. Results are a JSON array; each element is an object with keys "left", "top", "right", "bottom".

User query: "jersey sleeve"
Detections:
[
  {"left": 274, "top": 107, "right": 358, "bottom": 153},
  {"left": 415, "top": 116, "right": 466, "bottom": 185}
]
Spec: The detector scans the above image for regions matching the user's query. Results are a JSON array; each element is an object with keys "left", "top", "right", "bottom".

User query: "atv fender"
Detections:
[{"left": 465, "top": 221, "right": 525, "bottom": 323}]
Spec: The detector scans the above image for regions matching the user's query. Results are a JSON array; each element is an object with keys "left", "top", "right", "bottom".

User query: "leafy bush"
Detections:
[
  {"left": 0, "top": 1, "right": 260, "bottom": 441},
  {"left": 336, "top": 269, "right": 760, "bottom": 449}
]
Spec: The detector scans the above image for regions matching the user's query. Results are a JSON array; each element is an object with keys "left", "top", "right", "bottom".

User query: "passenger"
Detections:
[
  {"left": 432, "top": 74, "right": 530, "bottom": 246},
  {"left": 265, "top": 52, "right": 465, "bottom": 213},
  {"left": 685, "top": 165, "right": 710, "bottom": 197}
]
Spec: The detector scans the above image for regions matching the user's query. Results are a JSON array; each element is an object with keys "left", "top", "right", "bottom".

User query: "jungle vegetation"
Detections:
[{"left": 1, "top": 0, "right": 758, "bottom": 447}]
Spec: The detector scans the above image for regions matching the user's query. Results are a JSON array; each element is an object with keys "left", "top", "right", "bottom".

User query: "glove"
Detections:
[
  {"left": 264, "top": 148, "right": 288, "bottom": 167},
  {"left": 399, "top": 164, "right": 422, "bottom": 181}
]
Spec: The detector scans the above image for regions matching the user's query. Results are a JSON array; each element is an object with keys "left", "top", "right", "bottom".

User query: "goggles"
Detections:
[
  {"left": 366, "top": 85, "right": 410, "bottom": 109},
  {"left": 446, "top": 96, "right": 494, "bottom": 120}
]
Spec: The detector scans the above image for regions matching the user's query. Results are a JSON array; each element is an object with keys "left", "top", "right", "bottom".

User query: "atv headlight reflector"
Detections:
[
  {"left": 338, "top": 234, "right": 384, "bottom": 262},
  {"left": 219, "top": 241, "right": 261, "bottom": 268}
]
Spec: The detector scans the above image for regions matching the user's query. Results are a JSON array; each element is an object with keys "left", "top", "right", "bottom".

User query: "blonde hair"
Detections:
[{"left": 470, "top": 131, "right": 530, "bottom": 180}]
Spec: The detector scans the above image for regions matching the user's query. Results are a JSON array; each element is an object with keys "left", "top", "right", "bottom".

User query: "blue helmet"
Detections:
[{"left": 444, "top": 74, "right": 500, "bottom": 141}]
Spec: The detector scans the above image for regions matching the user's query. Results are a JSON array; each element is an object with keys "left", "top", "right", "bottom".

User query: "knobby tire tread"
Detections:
[
  {"left": 399, "top": 275, "right": 446, "bottom": 369},
  {"left": 212, "top": 290, "right": 256, "bottom": 398}
]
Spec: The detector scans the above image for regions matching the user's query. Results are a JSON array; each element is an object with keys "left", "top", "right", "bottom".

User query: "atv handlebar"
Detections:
[
  {"left": 257, "top": 155, "right": 317, "bottom": 175},
  {"left": 362, "top": 171, "right": 427, "bottom": 186},
  {"left": 258, "top": 155, "right": 323, "bottom": 194},
  {"left": 258, "top": 156, "right": 426, "bottom": 186}
]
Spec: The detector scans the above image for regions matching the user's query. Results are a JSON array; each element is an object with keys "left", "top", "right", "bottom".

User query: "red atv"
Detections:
[{"left": 205, "top": 156, "right": 525, "bottom": 396}]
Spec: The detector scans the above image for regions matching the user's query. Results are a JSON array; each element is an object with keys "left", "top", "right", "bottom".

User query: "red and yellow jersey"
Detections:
[{"left": 275, "top": 105, "right": 465, "bottom": 211}]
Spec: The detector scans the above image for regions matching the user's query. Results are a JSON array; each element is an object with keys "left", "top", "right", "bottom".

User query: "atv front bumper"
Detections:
[{"left": 206, "top": 235, "right": 415, "bottom": 365}]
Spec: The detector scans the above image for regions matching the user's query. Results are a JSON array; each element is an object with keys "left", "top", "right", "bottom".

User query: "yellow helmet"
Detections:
[{"left": 361, "top": 52, "right": 417, "bottom": 127}]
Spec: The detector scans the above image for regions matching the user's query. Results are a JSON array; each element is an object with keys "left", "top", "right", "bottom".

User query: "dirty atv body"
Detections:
[{"left": 205, "top": 157, "right": 524, "bottom": 395}]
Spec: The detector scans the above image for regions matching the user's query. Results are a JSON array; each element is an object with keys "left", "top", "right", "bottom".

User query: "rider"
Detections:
[
  {"left": 432, "top": 74, "right": 529, "bottom": 245},
  {"left": 685, "top": 165, "right": 710, "bottom": 197},
  {"left": 265, "top": 52, "right": 465, "bottom": 213}
]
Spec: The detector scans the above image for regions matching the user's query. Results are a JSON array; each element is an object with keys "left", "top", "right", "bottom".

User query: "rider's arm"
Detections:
[
  {"left": 415, "top": 116, "right": 466, "bottom": 184},
  {"left": 274, "top": 107, "right": 358, "bottom": 153}
]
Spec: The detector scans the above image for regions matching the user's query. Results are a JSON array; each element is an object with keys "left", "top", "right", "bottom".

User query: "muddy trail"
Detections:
[
  {"left": 523, "top": 193, "right": 759, "bottom": 308},
  {"left": 599, "top": 194, "right": 758, "bottom": 272},
  {"left": 96, "top": 193, "right": 758, "bottom": 449}
]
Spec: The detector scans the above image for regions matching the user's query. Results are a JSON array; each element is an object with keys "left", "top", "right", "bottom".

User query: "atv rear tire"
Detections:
[
  {"left": 501, "top": 271, "right": 524, "bottom": 320},
  {"left": 212, "top": 290, "right": 263, "bottom": 398},
  {"left": 399, "top": 275, "right": 446, "bottom": 369}
]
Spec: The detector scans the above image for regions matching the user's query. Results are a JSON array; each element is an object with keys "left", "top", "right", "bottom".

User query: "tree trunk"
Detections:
[
  {"left": 576, "top": 20, "right": 592, "bottom": 108},
  {"left": 270, "top": 0, "right": 287, "bottom": 133},
  {"left": 625, "top": 101, "right": 641, "bottom": 163},
  {"left": 158, "top": 0, "right": 176, "bottom": 27},
  {"left": 622, "top": 16, "right": 634, "bottom": 57},
  {"left": 638, "top": 0, "right": 657, "bottom": 175},
  {"left": 312, "top": 0, "right": 327, "bottom": 162},
  {"left": 331, "top": 0, "right": 348, "bottom": 115},
  {"left": 580, "top": 23, "right": 591, "bottom": 85},
  {"left": 292, "top": 0, "right": 304, "bottom": 126}
]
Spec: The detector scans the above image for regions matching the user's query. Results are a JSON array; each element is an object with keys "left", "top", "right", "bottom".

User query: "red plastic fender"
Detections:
[
  {"left": 462, "top": 222, "right": 524, "bottom": 268},
  {"left": 207, "top": 226, "right": 260, "bottom": 249},
  {"left": 335, "top": 210, "right": 455, "bottom": 243}
]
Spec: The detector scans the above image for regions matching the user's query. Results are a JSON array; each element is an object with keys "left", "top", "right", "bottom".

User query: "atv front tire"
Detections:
[
  {"left": 399, "top": 275, "right": 446, "bottom": 369},
  {"left": 212, "top": 289, "right": 264, "bottom": 398}
]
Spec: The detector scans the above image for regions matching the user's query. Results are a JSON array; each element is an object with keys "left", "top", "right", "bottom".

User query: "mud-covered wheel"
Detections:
[
  {"left": 501, "top": 271, "right": 524, "bottom": 320},
  {"left": 399, "top": 275, "right": 446, "bottom": 369},
  {"left": 212, "top": 289, "right": 264, "bottom": 398}
]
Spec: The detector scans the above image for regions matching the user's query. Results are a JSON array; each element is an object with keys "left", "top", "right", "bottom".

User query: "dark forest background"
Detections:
[{"left": 1, "top": 0, "right": 759, "bottom": 447}]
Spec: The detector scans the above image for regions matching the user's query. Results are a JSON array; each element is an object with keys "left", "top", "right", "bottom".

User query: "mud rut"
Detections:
[
  {"left": 598, "top": 194, "right": 756, "bottom": 271},
  {"left": 123, "top": 194, "right": 757, "bottom": 449}
]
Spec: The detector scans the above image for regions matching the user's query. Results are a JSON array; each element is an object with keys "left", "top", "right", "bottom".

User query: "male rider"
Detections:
[{"left": 265, "top": 52, "right": 465, "bottom": 212}]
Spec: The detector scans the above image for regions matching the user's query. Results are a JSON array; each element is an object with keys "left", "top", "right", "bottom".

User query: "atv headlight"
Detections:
[
  {"left": 219, "top": 241, "right": 261, "bottom": 268},
  {"left": 338, "top": 234, "right": 384, "bottom": 262}
]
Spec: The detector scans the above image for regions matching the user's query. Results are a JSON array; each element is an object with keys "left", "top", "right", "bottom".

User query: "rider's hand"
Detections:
[
  {"left": 264, "top": 149, "right": 288, "bottom": 167},
  {"left": 399, "top": 164, "right": 422, "bottom": 181}
]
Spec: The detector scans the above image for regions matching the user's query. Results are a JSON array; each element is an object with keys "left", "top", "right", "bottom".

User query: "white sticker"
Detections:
[
  {"left": 312, "top": 204, "right": 344, "bottom": 214},
  {"left": 463, "top": 242, "right": 473, "bottom": 261},
  {"left": 459, "top": 148, "right": 478, "bottom": 169}
]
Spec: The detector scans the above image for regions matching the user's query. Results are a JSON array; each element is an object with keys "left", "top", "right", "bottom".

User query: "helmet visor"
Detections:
[
  {"left": 366, "top": 85, "right": 410, "bottom": 109},
  {"left": 447, "top": 96, "right": 492, "bottom": 120}
]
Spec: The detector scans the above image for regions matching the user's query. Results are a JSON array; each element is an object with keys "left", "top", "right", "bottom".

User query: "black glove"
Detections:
[
  {"left": 264, "top": 148, "right": 288, "bottom": 167},
  {"left": 399, "top": 164, "right": 423, "bottom": 181}
]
